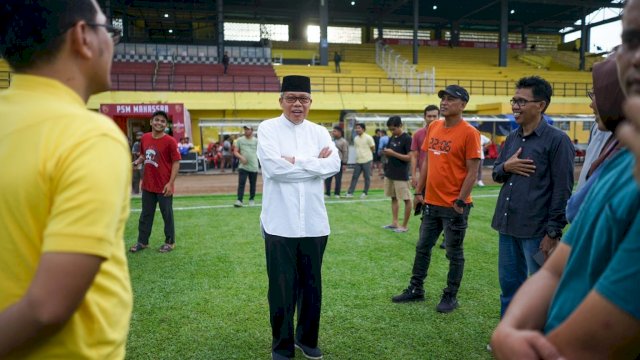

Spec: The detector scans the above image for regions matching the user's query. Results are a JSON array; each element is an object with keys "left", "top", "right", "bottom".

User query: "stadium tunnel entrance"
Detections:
[{"left": 100, "top": 103, "right": 192, "bottom": 143}]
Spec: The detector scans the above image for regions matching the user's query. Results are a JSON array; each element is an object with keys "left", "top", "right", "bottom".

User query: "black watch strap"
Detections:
[{"left": 455, "top": 199, "right": 466, "bottom": 208}]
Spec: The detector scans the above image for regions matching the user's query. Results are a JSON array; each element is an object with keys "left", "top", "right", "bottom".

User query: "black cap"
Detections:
[
  {"left": 281, "top": 75, "right": 311, "bottom": 93},
  {"left": 438, "top": 85, "right": 470, "bottom": 102}
]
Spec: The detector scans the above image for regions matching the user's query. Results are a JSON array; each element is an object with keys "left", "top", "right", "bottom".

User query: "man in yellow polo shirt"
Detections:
[
  {"left": 0, "top": 1, "right": 132, "bottom": 358},
  {"left": 346, "top": 122, "right": 376, "bottom": 199}
]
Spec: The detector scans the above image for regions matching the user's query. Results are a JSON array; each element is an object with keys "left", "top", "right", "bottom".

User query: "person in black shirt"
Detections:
[
  {"left": 381, "top": 116, "right": 413, "bottom": 233},
  {"left": 491, "top": 76, "right": 574, "bottom": 318}
]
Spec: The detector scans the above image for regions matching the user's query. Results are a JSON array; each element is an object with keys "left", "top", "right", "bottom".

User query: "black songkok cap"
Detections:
[{"left": 281, "top": 75, "right": 311, "bottom": 93}]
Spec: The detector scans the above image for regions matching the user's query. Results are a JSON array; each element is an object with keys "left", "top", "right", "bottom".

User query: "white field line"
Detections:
[{"left": 130, "top": 192, "right": 499, "bottom": 212}]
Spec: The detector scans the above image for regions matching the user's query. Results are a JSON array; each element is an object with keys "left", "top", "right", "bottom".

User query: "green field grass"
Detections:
[{"left": 124, "top": 187, "right": 502, "bottom": 359}]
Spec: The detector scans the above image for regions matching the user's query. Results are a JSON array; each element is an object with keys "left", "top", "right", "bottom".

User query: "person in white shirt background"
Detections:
[{"left": 257, "top": 75, "right": 340, "bottom": 360}]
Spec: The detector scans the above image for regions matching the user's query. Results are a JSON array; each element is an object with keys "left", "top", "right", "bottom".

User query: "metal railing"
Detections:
[
  {"left": 2, "top": 70, "right": 591, "bottom": 96},
  {"left": 376, "top": 41, "right": 436, "bottom": 94}
]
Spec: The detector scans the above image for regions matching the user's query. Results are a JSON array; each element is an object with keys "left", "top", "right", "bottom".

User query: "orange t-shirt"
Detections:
[{"left": 421, "top": 119, "right": 481, "bottom": 207}]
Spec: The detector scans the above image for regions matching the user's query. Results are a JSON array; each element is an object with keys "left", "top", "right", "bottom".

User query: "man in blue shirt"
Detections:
[
  {"left": 491, "top": 76, "right": 574, "bottom": 317},
  {"left": 490, "top": 2, "right": 640, "bottom": 357}
]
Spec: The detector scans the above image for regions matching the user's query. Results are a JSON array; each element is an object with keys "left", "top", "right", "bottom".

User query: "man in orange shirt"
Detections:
[{"left": 392, "top": 85, "right": 481, "bottom": 313}]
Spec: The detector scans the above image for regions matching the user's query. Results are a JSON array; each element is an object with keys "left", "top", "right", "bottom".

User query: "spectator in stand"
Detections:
[
  {"left": 222, "top": 51, "right": 230, "bottom": 74},
  {"left": 346, "top": 123, "right": 375, "bottom": 199},
  {"left": 334, "top": 51, "right": 342, "bottom": 73},
  {"left": 0, "top": 1, "right": 132, "bottom": 357}
]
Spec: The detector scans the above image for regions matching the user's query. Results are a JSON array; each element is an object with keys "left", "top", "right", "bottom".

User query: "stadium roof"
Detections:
[{"left": 105, "top": 0, "right": 624, "bottom": 43}]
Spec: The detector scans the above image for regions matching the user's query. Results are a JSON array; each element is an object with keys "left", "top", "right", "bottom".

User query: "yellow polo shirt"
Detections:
[
  {"left": 354, "top": 133, "right": 375, "bottom": 163},
  {"left": 0, "top": 75, "right": 133, "bottom": 359}
]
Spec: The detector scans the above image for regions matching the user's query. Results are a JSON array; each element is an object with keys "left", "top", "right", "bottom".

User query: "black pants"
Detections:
[
  {"left": 264, "top": 231, "right": 328, "bottom": 358},
  {"left": 409, "top": 204, "right": 471, "bottom": 297},
  {"left": 237, "top": 169, "right": 257, "bottom": 202},
  {"left": 138, "top": 190, "right": 175, "bottom": 245},
  {"left": 132, "top": 168, "right": 141, "bottom": 194},
  {"left": 324, "top": 165, "right": 343, "bottom": 196}
]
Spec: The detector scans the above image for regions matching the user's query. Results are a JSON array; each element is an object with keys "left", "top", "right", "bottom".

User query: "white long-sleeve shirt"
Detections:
[{"left": 258, "top": 114, "right": 340, "bottom": 237}]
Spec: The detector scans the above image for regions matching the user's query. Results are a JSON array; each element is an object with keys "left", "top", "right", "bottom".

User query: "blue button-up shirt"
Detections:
[{"left": 491, "top": 119, "right": 575, "bottom": 238}]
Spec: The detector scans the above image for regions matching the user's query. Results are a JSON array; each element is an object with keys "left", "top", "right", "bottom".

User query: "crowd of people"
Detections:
[{"left": 1, "top": 0, "right": 640, "bottom": 359}]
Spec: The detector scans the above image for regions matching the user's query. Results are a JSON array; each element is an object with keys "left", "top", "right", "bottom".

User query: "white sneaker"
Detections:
[
  {"left": 360, "top": 193, "right": 367, "bottom": 199},
  {"left": 234, "top": 200, "right": 243, "bottom": 207},
  {"left": 477, "top": 180, "right": 485, "bottom": 187},
  {"left": 249, "top": 200, "right": 255, "bottom": 206},
  {"left": 334, "top": 194, "right": 341, "bottom": 199},
  {"left": 345, "top": 193, "right": 354, "bottom": 198}
]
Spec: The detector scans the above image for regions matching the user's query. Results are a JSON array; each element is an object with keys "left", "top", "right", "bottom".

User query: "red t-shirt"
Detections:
[
  {"left": 421, "top": 119, "right": 481, "bottom": 207},
  {"left": 140, "top": 133, "right": 181, "bottom": 193},
  {"left": 411, "top": 126, "right": 428, "bottom": 172}
]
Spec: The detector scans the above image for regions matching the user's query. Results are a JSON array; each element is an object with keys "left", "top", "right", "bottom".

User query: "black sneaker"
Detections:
[
  {"left": 436, "top": 292, "right": 459, "bottom": 313},
  {"left": 294, "top": 341, "right": 323, "bottom": 360},
  {"left": 391, "top": 286, "right": 425, "bottom": 303}
]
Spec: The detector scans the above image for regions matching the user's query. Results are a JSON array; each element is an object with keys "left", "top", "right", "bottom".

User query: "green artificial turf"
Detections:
[{"left": 124, "top": 187, "right": 502, "bottom": 359}]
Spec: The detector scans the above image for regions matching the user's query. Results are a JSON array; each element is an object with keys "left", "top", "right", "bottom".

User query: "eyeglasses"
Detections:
[
  {"left": 86, "top": 23, "right": 122, "bottom": 45},
  {"left": 587, "top": 89, "right": 595, "bottom": 101},
  {"left": 510, "top": 98, "right": 543, "bottom": 107},
  {"left": 283, "top": 95, "right": 311, "bottom": 104}
]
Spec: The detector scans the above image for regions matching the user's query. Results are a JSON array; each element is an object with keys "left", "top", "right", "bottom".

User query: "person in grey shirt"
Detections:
[
  {"left": 491, "top": 76, "right": 574, "bottom": 318},
  {"left": 325, "top": 126, "right": 349, "bottom": 198}
]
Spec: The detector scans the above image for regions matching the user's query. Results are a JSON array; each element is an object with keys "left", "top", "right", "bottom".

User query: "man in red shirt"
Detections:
[{"left": 130, "top": 110, "right": 181, "bottom": 253}]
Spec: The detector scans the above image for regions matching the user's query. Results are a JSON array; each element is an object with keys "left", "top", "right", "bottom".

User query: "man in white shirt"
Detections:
[{"left": 257, "top": 75, "right": 340, "bottom": 360}]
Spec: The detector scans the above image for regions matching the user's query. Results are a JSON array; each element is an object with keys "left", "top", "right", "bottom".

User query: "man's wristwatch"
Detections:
[
  {"left": 454, "top": 199, "right": 466, "bottom": 208},
  {"left": 547, "top": 229, "right": 562, "bottom": 239}
]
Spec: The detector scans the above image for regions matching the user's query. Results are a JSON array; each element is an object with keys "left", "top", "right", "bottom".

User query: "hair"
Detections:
[
  {"left": 515, "top": 76, "right": 553, "bottom": 112},
  {"left": 355, "top": 122, "right": 366, "bottom": 130},
  {"left": 332, "top": 126, "right": 344, "bottom": 135},
  {"left": 386, "top": 115, "right": 402, "bottom": 127},
  {"left": 0, "top": 0, "right": 98, "bottom": 72},
  {"left": 152, "top": 110, "right": 169, "bottom": 121},
  {"left": 424, "top": 104, "right": 439, "bottom": 115}
]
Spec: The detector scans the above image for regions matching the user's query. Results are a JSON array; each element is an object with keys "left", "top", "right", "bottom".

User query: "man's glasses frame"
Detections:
[
  {"left": 283, "top": 95, "right": 312, "bottom": 104},
  {"left": 510, "top": 98, "right": 544, "bottom": 107},
  {"left": 86, "top": 23, "right": 122, "bottom": 45}
]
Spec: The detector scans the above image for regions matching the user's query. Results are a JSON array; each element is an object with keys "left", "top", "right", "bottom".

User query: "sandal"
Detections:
[
  {"left": 129, "top": 243, "right": 148, "bottom": 253},
  {"left": 159, "top": 243, "right": 175, "bottom": 253},
  {"left": 382, "top": 224, "right": 398, "bottom": 230}
]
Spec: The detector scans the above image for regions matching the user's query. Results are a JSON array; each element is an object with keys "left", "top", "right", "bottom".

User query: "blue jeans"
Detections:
[
  {"left": 498, "top": 233, "right": 542, "bottom": 317},
  {"left": 409, "top": 204, "right": 471, "bottom": 297}
]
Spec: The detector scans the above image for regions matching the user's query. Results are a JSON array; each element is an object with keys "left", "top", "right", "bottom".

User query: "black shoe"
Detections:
[
  {"left": 294, "top": 341, "right": 323, "bottom": 360},
  {"left": 272, "top": 351, "right": 293, "bottom": 360},
  {"left": 436, "top": 291, "right": 459, "bottom": 313},
  {"left": 391, "top": 286, "right": 425, "bottom": 303}
]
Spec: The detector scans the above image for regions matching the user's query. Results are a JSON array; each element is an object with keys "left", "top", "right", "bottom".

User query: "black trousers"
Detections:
[
  {"left": 138, "top": 190, "right": 175, "bottom": 245},
  {"left": 264, "top": 231, "right": 328, "bottom": 358},
  {"left": 237, "top": 169, "right": 257, "bottom": 202},
  {"left": 324, "top": 165, "right": 343, "bottom": 196},
  {"left": 132, "top": 168, "right": 141, "bottom": 194}
]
